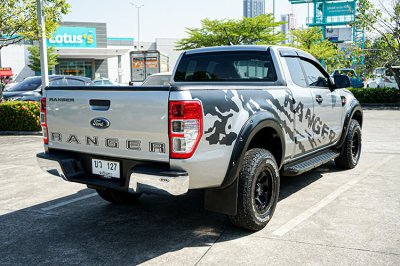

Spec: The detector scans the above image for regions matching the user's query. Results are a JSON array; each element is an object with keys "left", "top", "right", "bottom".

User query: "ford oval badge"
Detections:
[{"left": 90, "top": 118, "right": 110, "bottom": 129}]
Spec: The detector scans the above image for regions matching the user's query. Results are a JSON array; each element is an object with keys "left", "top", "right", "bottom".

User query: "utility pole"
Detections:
[
  {"left": 36, "top": 0, "right": 49, "bottom": 95},
  {"left": 272, "top": 0, "right": 276, "bottom": 34},
  {"left": 273, "top": 0, "right": 275, "bottom": 21},
  {"left": 130, "top": 3, "right": 144, "bottom": 51}
]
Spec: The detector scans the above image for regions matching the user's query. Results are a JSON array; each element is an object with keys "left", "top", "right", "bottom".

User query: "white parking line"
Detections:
[
  {"left": 272, "top": 155, "right": 394, "bottom": 237},
  {"left": 41, "top": 193, "right": 98, "bottom": 211}
]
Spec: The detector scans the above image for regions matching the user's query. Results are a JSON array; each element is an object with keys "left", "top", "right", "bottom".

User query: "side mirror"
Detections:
[{"left": 333, "top": 74, "right": 351, "bottom": 89}]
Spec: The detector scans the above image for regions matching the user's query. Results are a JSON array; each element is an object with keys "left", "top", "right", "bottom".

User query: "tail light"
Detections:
[
  {"left": 40, "top": 97, "right": 48, "bottom": 144},
  {"left": 169, "top": 101, "right": 203, "bottom": 159}
]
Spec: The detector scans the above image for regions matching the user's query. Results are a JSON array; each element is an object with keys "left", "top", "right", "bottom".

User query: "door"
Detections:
[
  {"left": 300, "top": 59, "right": 343, "bottom": 148},
  {"left": 284, "top": 57, "right": 317, "bottom": 157}
]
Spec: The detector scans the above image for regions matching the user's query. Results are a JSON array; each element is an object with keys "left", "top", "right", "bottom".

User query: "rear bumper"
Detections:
[{"left": 36, "top": 152, "right": 189, "bottom": 196}]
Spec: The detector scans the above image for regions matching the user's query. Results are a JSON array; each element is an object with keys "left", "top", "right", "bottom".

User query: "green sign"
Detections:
[{"left": 325, "top": 1, "right": 356, "bottom": 17}]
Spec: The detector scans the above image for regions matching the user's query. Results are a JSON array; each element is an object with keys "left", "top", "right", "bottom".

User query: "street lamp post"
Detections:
[
  {"left": 36, "top": 0, "right": 49, "bottom": 93},
  {"left": 130, "top": 3, "right": 144, "bottom": 51},
  {"left": 273, "top": 0, "right": 275, "bottom": 21}
]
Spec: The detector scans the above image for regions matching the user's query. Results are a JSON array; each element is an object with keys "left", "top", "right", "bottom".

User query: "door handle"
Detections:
[{"left": 315, "top": 95, "right": 323, "bottom": 104}]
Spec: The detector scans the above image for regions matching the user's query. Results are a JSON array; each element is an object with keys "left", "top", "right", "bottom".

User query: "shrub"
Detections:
[
  {"left": 348, "top": 87, "right": 399, "bottom": 104},
  {"left": 0, "top": 101, "right": 41, "bottom": 131}
]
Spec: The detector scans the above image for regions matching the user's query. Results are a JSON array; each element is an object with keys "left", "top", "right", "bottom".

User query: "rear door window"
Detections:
[
  {"left": 174, "top": 51, "right": 277, "bottom": 82},
  {"left": 285, "top": 57, "right": 307, "bottom": 87}
]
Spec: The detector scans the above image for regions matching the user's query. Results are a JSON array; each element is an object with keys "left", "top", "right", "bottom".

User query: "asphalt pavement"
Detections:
[{"left": 0, "top": 110, "right": 399, "bottom": 265}]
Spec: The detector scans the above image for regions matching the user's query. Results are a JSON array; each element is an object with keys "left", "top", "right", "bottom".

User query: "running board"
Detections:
[{"left": 283, "top": 150, "right": 340, "bottom": 176}]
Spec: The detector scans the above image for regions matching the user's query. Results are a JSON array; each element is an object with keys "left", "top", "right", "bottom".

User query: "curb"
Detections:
[
  {"left": 361, "top": 103, "right": 400, "bottom": 110},
  {"left": 0, "top": 131, "right": 42, "bottom": 136}
]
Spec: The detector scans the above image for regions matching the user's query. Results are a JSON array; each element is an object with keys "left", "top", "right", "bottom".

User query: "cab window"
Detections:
[{"left": 300, "top": 59, "right": 330, "bottom": 88}]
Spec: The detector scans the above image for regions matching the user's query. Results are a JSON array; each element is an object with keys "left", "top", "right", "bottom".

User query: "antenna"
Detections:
[{"left": 223, "top": 28, "right": 233, "bottom": 46}]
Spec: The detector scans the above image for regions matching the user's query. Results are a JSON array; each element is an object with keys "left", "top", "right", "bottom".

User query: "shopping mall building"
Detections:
[{"left": 1, "top": 21, "right": 180, "bottom": 84}]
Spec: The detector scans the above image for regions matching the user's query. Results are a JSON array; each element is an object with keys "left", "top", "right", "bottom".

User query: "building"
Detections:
[
  {"left": 1, "top": 21, "right": 180, "bottom": 84},
  {"left": 243, "top": 0, "right": 265, "bottom": 18},
  {"left": 280, "top": 13, "right": 297, "bottom": 44}
]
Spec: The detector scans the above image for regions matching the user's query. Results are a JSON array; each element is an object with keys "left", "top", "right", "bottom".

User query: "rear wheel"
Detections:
[
  {"left": 335, "top": 119, "right": 362, "bottom": 169},
  {"left": 96, "top": 189, "right": 141, "bottom": 205},
  {"left": 229, "top": 148, "right": 280, "bottom": 231}
]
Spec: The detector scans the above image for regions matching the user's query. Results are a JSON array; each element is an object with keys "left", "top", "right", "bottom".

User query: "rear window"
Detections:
[
  {"left": 174, "top": 51, "right": 277, "bottom": 82},
  {"left": 7, "top": 77, "right": 41, "bottom": 92}
]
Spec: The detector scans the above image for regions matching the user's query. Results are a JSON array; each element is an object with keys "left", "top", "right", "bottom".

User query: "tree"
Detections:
[
  {"left": 0, "top": 0, "right": 70, "bottom": 66},
  {"left": 290, "top": 27, "right": 340, "bottom": 72},
  {"left": 176, "top": 14, "right": 285, "bottom": 50},
  {"left": 355, "top": 0, "right": 400, "bottom": 87},
  {"left": 364, "top": 35, "right": 396, "bottom": 76},
  {"left": 28, "top": 45, "right": 59, "bottom": 72}
]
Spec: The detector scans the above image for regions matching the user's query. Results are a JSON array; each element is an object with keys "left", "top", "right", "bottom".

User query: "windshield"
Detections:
[
  {"left": 143, "top": 75, "right": 171, "bottom": 86},
  {"left": 7, "top": 77, "right": 41, "bottom": 92},
  {"left": 334, "top": 70, "right": 356, "bottom": 77},
  {"left": 375, "top": 68, "right": 385, "bottom": 75},
  {"left": 174, "top": 51, "right": 277, "bottom": 82}
]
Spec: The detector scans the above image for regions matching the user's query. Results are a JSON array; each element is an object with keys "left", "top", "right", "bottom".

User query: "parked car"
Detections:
[
  {"left": 4, "top": 82, "right": 18, "bottom": 91},
  {"left": 2, "top": 75, "right": 93, "bottom": 102},
  {"left": 331, "top": 69, "right": 364, "bottom": 88},
  {"left": 142, "top": 72, "right": 172, "bottom": 86},
  {"left": 37, "top": 45, "right": 361, "bottom": 231},
  {"left": 367, "top": 67, "right": 399, "bottom": 89},
  {"left": 93, "top": 78, "right": 121, "bottom": 86}
]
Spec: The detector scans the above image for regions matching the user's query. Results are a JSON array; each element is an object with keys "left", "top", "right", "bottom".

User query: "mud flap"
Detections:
[{"left": 204, "top": 178, "right": 238, "bottom": 216}]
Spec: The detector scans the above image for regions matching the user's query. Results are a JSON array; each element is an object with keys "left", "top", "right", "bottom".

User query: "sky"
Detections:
[{"left": 63, "top": 0, "right": 309, "bottom": 41}]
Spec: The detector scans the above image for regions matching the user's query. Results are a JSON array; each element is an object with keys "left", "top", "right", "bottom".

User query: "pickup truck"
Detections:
[{"left": 37, "top": 46, "right": 363, "bottom": 231}]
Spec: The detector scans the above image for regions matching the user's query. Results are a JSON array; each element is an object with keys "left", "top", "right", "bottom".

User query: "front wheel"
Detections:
[
  {"left": 229, "top": 148, "right": 280, "bottom": 231},
  {"left": 335, "top": 119, "right": 362, "bottom": 169},
  {"left": 96, "top": 189, "right": 142, "bottom": 205}
]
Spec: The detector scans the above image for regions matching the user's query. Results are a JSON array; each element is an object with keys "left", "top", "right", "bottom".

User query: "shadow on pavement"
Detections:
[{"left": 0, "top": 161, "right": 340, "bottom": 265}]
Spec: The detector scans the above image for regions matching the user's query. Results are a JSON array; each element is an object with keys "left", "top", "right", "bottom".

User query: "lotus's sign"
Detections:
[
  {"left": 47, "top": 26, "right": 97, "bottom": 48},
  {"left": 90, "top": 118, "right": 110, "bottom": 129}
]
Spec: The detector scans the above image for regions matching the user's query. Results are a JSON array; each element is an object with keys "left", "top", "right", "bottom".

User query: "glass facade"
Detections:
[
  {"left": 243, "top": 0, "right": 265, "bottom": 18},
  {"left": 55, "top": 60, "right": 93, "bottom": 78}
]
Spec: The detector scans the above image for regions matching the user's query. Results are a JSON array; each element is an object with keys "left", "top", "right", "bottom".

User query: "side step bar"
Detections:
[{"left": 283, "top": 150, "right": 340, "bottom": 176}]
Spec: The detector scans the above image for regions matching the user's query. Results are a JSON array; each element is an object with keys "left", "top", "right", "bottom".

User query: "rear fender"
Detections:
[{"left": 204, "top": 111, "right": 285, "bottom": 216}]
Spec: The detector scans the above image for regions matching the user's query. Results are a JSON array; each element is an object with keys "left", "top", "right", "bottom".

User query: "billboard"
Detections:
[
  {"left": 325, "top": 28, "right": 352, "bottom": 42},
  {"left": 324, "top": 1, "right": 356, "bottom": 17},
  {"left": 47, "top": 27, "right": 97, "bottom": 48}
]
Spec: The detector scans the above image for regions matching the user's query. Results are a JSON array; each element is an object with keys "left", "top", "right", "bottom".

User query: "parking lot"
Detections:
[{"left": 0, "top": 109, "right": 399, "bottom": 265}]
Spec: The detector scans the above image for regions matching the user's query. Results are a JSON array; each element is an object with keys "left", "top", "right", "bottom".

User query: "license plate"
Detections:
[{"left": 92, "top": 159, "right": 120, "bottom": 179}]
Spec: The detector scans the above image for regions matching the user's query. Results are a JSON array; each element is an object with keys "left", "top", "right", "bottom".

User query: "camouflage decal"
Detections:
[{"left": 190, "top": 89, "right": 337, "bottom": 153}]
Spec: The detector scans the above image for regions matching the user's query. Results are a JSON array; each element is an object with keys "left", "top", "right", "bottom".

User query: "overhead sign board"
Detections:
[
  {"left": 325, "top": 1, "right": 356, "bottom": 17},
  {"left": 326, "top": 27, "right": 353, "bottom": 42},
  {"left": 47, "top": 26, "right": 97, "bottom": 48}
]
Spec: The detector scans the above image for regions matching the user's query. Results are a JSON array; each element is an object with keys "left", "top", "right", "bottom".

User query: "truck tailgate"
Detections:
[{"left": 45, "top": 87, "right": 170, "bottom": 162}]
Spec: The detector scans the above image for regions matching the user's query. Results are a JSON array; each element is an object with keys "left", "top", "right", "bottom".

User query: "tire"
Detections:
[
  {"left": 96, "top": 189, "right": 141, "bottom": 205},
  {"left": 335, "top": 119, "right": 362, "bottom": 169},
  {"left": 229, "top": 148, "right": 280, "bottom": 231}
]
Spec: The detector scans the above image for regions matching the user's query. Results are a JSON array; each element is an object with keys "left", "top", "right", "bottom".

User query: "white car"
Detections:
[
  {"left": 142, "top": 72, "right": 172, "bottom": 86},
  {"left": 367, "top": 67, "right": 399, "bottom": 89},
  {"left": 93, "top": 79, "right": 122, "bottom": 86}
]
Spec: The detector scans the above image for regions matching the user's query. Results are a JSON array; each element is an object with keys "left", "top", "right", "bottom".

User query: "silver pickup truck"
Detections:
[{"left": 37, "top": 46, "right": 363, "bottom": 231}]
